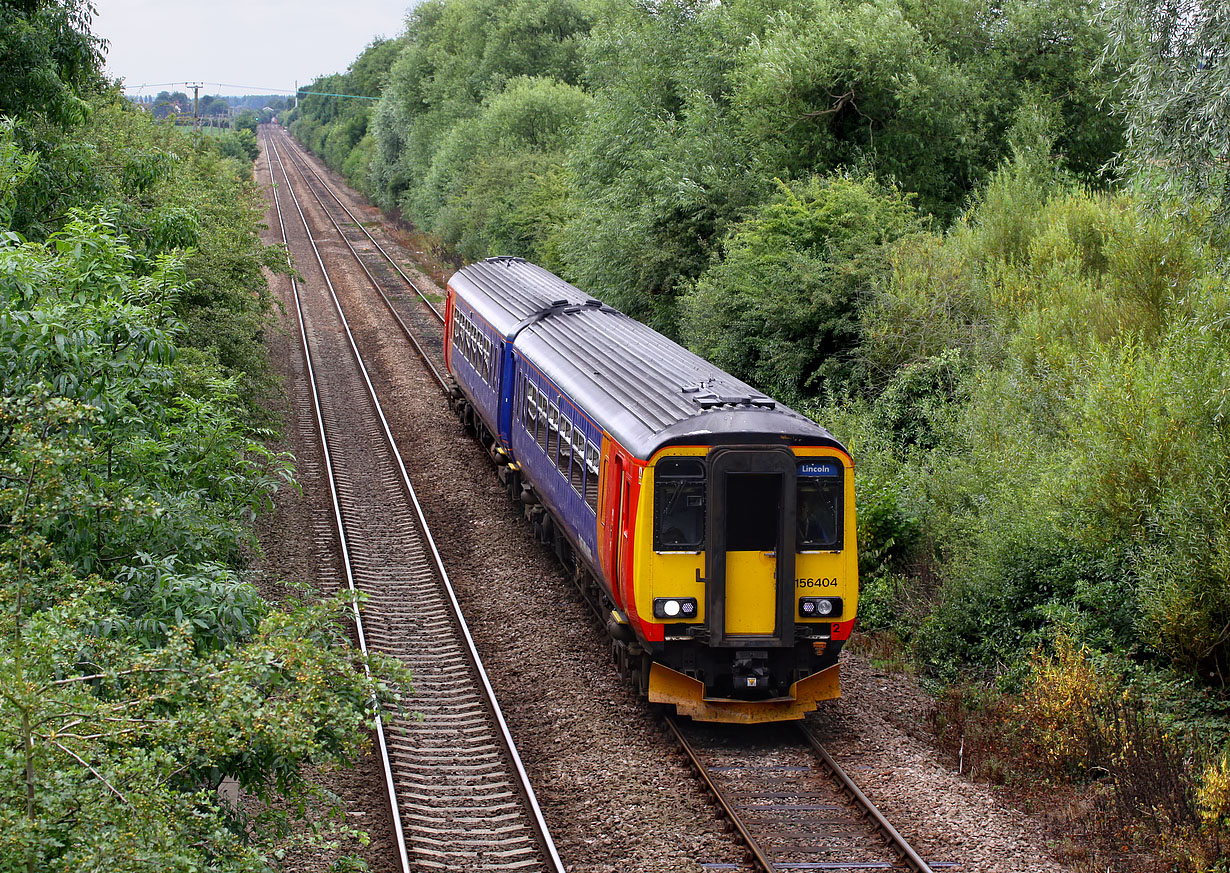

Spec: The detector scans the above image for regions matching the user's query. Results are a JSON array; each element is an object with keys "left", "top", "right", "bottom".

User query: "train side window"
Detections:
[
  {"left": 536, "top": 391, "right": 548, "bottom": 450},
  {"left": 654, "top": 457, "right": 706, "bottom": 552},
  {"left": 584, "top": 442, "right": 600, "bottom": 512},
  {"left": 797, "top": 467, "right": 843, "bottom": 551},
  {"left": 570, "top": 429, "right": 586, "bottom": 494},
  {"left": 534, "top": 386, "right": 545, "bottom": 442},
  {"left": 547, "top": 403, "right": 559, "bottom": 458},
  {"left": 557, "top": 417, "right": 573, "bottom": 475},
  {"left": 523, "top": 379, "right": 535, "bottom": 430}
]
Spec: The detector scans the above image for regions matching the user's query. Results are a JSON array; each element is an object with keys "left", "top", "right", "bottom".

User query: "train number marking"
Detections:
[{"left": 795, "top": 577, "right": 840, "bottom": 589}]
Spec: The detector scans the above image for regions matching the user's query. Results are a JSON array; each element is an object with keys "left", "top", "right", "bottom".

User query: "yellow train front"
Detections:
[
  {"left": 631, "top": 441, "right": 857, "bottom": 724},
  {"left": 445, "top": 258, "right": 858, "bottom": 724}
]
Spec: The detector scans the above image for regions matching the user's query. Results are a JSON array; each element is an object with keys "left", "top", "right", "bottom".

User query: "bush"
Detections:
[{"left": 681, "top": 174, "right": 921, "bottom": 404}]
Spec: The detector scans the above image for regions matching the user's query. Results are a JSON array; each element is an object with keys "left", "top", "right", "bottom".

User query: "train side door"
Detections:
[
  {"left": 706, "top": 448, "right": 796, "bottom": 647},
  {"left": 607, "top": 454, "right": 632, "bottom": 608},
  {"left": 616, "top": 460, "right": 633, "bottom": 608}
]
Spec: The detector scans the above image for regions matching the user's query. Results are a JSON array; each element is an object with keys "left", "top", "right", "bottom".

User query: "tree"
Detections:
[
  {"left": 0, "top": 0, "right": 105, "bottom": 126},
  {"left": 1105, "top": 0, "right": 1230, "bottom": 221},
  {"left": 680, "top": 174, "right": 920, "bottom": 403},
  {"left": 0, "top": 139, "right": 410, "bottom": 870},
  {"left": 368, "top": 0, "right": 594, "bottom": 210},
  {"left": 232, "top": 109, "right": 258, "bottom": 134}
]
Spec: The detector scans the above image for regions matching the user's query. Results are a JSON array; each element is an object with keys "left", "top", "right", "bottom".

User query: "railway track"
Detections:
[
  {"left": 668, "top": 717, "right": 941, "bottom": 872},
  {"left": 263, "top": 128, "right": 564, "bottom": 873},
  {"left": 265, "top": 126, "right": 955, "bottom": 872},
  {"left": 274, "top": 128, "right": 448, "bottom": 383}
]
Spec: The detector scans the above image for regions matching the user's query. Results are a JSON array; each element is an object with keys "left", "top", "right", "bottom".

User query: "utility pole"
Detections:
[{"left": 188, "top": 82, "right": 202, "bottom": 132}]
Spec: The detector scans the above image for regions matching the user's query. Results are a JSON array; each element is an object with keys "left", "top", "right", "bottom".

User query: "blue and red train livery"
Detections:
[{"left": 445, "top": 257, "right": 858, "bottom": 723}]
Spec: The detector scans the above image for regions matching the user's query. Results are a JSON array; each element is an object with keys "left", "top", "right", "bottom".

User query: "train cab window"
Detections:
[
  {"left": 797, "top": 463, "right": 843, "bottom": 551},
  {"left": 654, "top": 458, "right": 706, "bottom": 552},
  {"left": 584, "top": 443, "right": 600, "bottom": 512},
  {"left": 557, "top": 417, "right": 573, "bottom": 474},
  {"left": 570, "top": 430, "right": 586, "bottom": 494}
]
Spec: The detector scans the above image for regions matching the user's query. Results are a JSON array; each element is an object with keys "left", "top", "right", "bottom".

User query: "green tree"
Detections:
[
  {"left": 232, "top": 109, "right": 258, "bottom": 134},
  {"left": 417, "top": 76, "right": 590, "bottom": 260},
  {"left": 681, "top": 174, "right": 920, "bottom": 403},
  {"left": 0, "top": 0, "right": 104, "bottom": 126},
  {"left": 368, "top": 0, "right": 594, "bottom": 211},
  {"left": 0, "top": 201, "right": 411, "bottom": 873},
  {"left": 1105, "top": 0, "right": 1230, "bottom": 221}
]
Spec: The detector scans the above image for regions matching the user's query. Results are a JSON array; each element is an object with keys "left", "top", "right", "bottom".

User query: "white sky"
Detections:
[{"left": 95, "top": 0, "right": 416, "bottom": 98}]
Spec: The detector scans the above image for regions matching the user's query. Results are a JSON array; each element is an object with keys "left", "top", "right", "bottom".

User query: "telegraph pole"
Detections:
[{"left": 187, "top": 82, "right": 202, "bottom": 132}]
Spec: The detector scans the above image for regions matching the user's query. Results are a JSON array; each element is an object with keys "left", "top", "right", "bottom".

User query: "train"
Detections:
[{"left": 444, "top": 257, "right": 858, "bottom": 724}]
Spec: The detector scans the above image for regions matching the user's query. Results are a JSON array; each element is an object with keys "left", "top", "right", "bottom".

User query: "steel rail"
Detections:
[
  {"left": 799, "top": 724, "right": 935, "bottom": 873},
  {"left": 273, "top": 129, "right": 444, "bottom": 323},
  {"left": 264, "top": 134, "right": 414, "bottom": 873},
  {"left": 265, "top": 130, "right": 566, "bottom": 873},
  {"left": 271, "top": 128, "right": 448, "bottom": 391},
  {"left": 665, "top": 713, "right": 936, "bottom": 873},
  {"left": 663, "top": 715, "right": 778, "bottom": 872}
]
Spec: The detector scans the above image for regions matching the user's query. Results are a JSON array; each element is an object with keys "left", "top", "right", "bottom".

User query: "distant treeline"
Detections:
[
  {"left": 291, "top": 2, "right": 1230, "bottom": 866},
  {"left": 130, "top": 91, "right": 292, "bottom": 121}
]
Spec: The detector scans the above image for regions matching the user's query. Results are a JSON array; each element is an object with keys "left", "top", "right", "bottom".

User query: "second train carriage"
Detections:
[{"left": 445, "top": 257, "right": 858, "bottom": 723}]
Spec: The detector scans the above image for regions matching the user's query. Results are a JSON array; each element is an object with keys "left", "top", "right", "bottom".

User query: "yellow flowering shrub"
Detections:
[{"left": 1015, "top": 635, "right": 1117, "bottom": 772}]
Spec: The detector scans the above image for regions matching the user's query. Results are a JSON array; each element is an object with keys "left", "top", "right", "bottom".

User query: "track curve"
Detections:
[{"left": 264, "top": 127, "right": 564, "bottom": 873}]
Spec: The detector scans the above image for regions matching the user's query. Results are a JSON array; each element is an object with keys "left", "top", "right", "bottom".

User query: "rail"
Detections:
[{"left": 264, "top": 129, "right": 565, "bottom": 873}]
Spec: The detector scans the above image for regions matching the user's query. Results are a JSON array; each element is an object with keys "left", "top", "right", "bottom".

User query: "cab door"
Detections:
[{"left": 706, "top": 448, "right": 796, "bottom": 647}]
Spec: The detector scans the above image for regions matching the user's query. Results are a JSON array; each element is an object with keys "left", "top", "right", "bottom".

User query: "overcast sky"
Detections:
[{"left": 95, "top": 0, "right": 416, "bottom": 98}]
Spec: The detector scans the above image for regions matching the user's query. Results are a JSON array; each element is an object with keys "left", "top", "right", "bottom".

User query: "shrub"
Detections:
[{"left": 681, "top": 174, "right": 921, "bottom": 404}]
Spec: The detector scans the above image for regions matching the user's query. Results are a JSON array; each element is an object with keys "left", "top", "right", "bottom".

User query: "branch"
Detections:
[
  {"left": 47, "top": 666, "right": 182, "bottom": 688},
  {"left": 797, "top": 89, "right": 871, "bottom": 122},
  {"left": 50, "top": 740, "right": 130, "bottom": 807}
]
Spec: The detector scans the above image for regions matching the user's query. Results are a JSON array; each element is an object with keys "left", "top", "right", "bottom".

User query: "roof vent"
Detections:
[
  {"left": 688, "top": 391, "right": 776, "bottom": 410},
  {"left": 484, "top": 256, "right": 527, "bottom": 266}
]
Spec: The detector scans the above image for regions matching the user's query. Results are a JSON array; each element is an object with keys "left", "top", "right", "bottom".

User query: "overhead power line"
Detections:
[
  {"left": 122, "top": 81, "right": 381, "bottom": 100},
  {"left": 299, "top": 90, "right": 380, "bottom": 100}
]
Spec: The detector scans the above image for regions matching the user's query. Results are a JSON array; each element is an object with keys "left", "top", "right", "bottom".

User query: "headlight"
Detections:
[
  {"left": 799, "top": 596, "right": 842, "bottom": 618},
  {"left": 653, "top": 597, "right": 698, "bottom": 620}
]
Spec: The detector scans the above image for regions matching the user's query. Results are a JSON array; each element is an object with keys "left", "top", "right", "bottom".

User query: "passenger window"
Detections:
[
  {"left": 536, "top": 391, "right": 548, "bottom": 450},
  {"left": 557, "top": 417, "right": 572, "bottom": 474},
  {"left": 654, "top": 457, "right": 706, "bottom": 551},
  {"left": 570, "top": 430, "right": 586, "bottom": 494},
  {"left": 584, "top": 443, "right": 600, "bottom": 512},
  {"left": 797, "top": 466, "right": 843, "bottom": 550},
  {"left": 547, "top": 403, "right": 559, "bottom": 457}
]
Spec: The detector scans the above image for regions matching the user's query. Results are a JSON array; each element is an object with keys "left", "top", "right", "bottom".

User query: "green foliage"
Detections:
[
  {"left": 233, "top": 109, "right": 258, "bottom": 135},
  {"left": 0, "top": 197, "right": 409, "bottom": 871},
  {"left": 368, "top": 0, "right": 595, "bottom": 227},
  {"left": 556, "top": 0, "right": 767, "bottom": 330},
  {"left": 0, "top": 48, "right": 404, "bottom": 864},
  {"left": 731, "top": 0, "right": 983, "bottom": 222},
  {"left": 218, "top": 128, "right": 259, "bottom": 162},
  {"left": 681, "top": 174, "right": 920, "bottom": 402},
  {"left": 289, "top": 38, "right": 403, "bottom": 192},
  {"left": 0, "top": 0, "right": 105, "bottom": 127},
  {"left": 420, "top": 76, "right": 589, "bottom": 261},
  {"left": 846, "top": 138, "right": 1230, "bottom": 696},
  {"left": 1104, "top": 0, "right": 1230, "bottom": 222}
]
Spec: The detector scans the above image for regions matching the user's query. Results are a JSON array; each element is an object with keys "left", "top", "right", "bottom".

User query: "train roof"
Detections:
[
  {"left": 447, "top": 257, "right": 592, "bottom": 337},
  {"left": 450, "top": 259, "right": 845, "bottom": 460}
]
